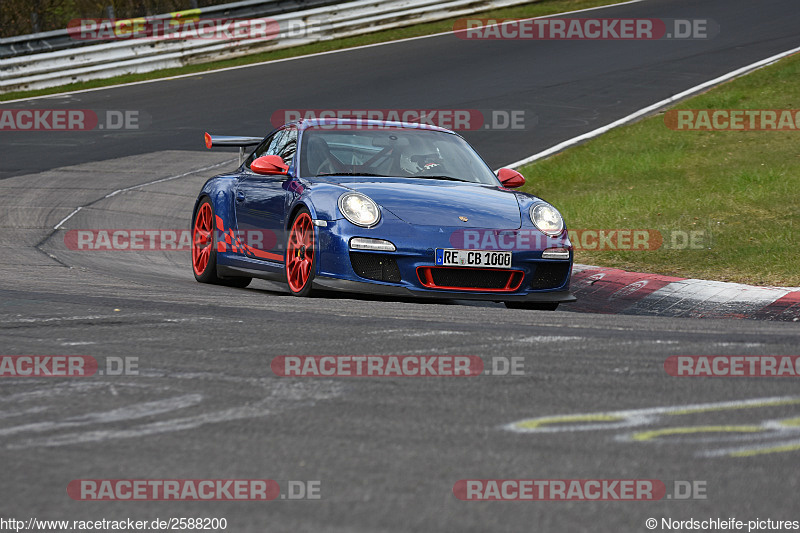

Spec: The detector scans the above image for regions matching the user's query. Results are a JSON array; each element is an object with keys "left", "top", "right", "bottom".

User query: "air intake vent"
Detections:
[
  {"left": 350, "top": 252, "right": 401, "bottom": 283},
  {"left": 417, "top": 267, "right": 524, "bottom": 292},
  {"left": 529, "top": 263, "right": 570, "bottom": 290}
]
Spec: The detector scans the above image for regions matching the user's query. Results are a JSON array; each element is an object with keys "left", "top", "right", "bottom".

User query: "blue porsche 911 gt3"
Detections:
[{"left": 192, "top": 118, "right": 575, "bottom": 310}]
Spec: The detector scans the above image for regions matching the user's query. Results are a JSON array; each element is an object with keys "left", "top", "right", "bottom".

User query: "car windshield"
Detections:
[{"left": 299, "top": 127, "right": 500, "bottom": 185}]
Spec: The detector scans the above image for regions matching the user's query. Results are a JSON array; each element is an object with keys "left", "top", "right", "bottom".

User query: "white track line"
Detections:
[
  {"left": 504, "top": 44, "right": 800, "bottom": 168},
  {"left": 53, "top": 206, "right": 82, "bottom": 230},
  {"left": 0, "top": 0, "right": 646, "bottom": 104},
  {"left": 52, "top": 158, "right": 235, "bottom": 230},
  {"left": 102, "top": 158, "right": 235, "bottom": 199}
]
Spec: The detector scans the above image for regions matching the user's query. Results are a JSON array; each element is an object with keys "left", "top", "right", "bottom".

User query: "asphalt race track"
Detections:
[{"left": 2, "top": 0, "right": 800, "bottom": 531}]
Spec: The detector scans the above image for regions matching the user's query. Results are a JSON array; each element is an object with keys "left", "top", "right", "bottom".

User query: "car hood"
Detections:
[{"left": 331, "top": 178, "right": 522, "bottom": 229}]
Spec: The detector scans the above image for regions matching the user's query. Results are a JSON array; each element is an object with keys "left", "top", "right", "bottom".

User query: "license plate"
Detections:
[{"left": 435, "top": 249, "right": 512, "bottom": 268}]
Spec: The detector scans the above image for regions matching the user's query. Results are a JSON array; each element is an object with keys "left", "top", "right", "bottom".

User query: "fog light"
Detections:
[
  {"left": 542, "top": 247, "right": 570, "bottom": 259},
  {"left": 350, "top": 238, "right": 396, "bottom": 252}
]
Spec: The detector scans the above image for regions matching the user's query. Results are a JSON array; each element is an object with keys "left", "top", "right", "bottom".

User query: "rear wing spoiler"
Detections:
[{"left": 204, "top": 132, "right": 263, "bottom": 165}]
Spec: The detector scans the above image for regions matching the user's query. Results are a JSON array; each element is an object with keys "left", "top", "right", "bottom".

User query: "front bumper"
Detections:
[
  {"left": 316, "top": 217, "right": 574, "bottom": 301},
  {"left": 312, "top": 276, "right": 576, "bottom": 302}
]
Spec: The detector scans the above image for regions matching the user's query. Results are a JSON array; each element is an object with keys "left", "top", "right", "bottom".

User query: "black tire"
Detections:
[
  {"left": 192, "top": 197, "right": 252, "bottom": 288},
  {"left": 504, "top": 301, "right": 559, "bottom": 311}
]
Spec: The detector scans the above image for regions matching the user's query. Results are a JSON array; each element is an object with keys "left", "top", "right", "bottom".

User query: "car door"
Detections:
[{"left": 234, "top": 126, "right": 298, "bottom": 262}]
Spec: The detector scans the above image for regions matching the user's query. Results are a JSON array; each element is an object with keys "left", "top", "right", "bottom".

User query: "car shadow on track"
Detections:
[{"left": 241, "top": 278, "right": 503, "bottom": 309}]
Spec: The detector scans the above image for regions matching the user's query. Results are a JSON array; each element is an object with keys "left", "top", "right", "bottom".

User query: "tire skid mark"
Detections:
[
  {"left": 0, "top": 375, "right": 342, "bottom": 449},
  {"left": 0, "top": 394, "right": 202, "bottom": 438}
]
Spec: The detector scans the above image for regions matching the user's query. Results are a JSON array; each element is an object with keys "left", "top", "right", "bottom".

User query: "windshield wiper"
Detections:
[
  {"left": 316, "top": 172, "right": 389, "bottom": 177},
  {"left": 413, "top": 175, "right": 471, "bottom": 182},
  {"left": 316, "top": 172, "right": 472, "bottom": 182}
]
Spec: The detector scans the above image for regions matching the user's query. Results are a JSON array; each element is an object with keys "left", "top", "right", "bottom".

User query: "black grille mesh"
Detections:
[
  {"left": 427, "top": 268, "right": 516, "bottom": 290},
  {"left": 529, "top": 263, "right": 570, "bottom": 290},
  {"left": 350, "top": 253, "right": 402, "bottom": 283}
]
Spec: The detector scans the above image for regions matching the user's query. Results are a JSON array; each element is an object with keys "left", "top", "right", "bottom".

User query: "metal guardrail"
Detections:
[
  {"left": 0, "top": 0, "right": 539, "bottom": 94},
  {"left": 0, "top": 0, "right": 348, "bottom": 59}
]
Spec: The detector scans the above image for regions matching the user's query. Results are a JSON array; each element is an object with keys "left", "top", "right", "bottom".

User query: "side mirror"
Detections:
[
  {"left": 497, "top": 168, "right": 525, "bottom": 189},
  {"left": 251, "top": 155, "right": 289, "bottom": 175}
]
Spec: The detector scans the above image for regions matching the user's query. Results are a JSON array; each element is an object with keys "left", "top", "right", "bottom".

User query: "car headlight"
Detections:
[
  {"left": 530, "top": 203, "right": 564, "bottom": 236},
  {"left": 338, "top": 192, "right": 380, "bottom": 227}
]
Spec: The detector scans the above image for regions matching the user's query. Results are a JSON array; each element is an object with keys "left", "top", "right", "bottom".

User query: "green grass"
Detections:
[
  {"left": 1, "top": 0, "right": 631, "bottom": 101},
  {"left": 519, "top": 52, "right": 800, "bottom": 286}
]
